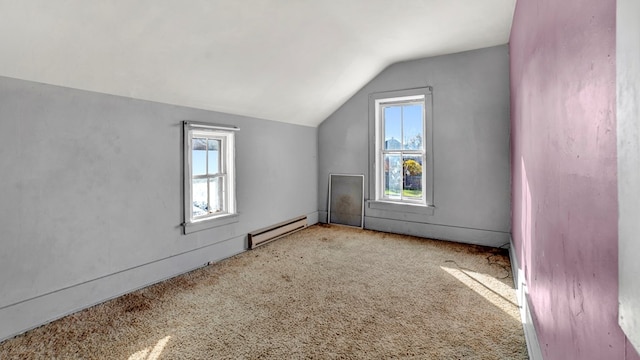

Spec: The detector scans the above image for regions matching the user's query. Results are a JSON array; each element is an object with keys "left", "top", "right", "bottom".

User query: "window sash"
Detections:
[
  {"left": 376, "top": 97, "right": 427, "bottom": 205},
  {"left": 191, "top": 135, "right": 226, "bottom": 177},
  {"left": 381, "top": 150, "right": 424, "bottom": 155},
  {"left": 191, "top": 174, "right": 227, "bottom": 220},
  {"left": 380, "top": 153, "right": 427, "bottom": 204},
  {"left": 190, "top": 132, "right": 227, "bottom": 220}
]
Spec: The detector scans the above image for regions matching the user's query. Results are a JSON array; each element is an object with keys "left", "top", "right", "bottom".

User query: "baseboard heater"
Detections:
[{"left": 248, "top": 215, "right": 308, "bottom": 249}]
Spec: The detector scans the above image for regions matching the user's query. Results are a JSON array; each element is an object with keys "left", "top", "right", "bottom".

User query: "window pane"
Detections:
[
  {"left": 384, "top": 106, "right": 402, "bottom": 150},
  {"left": 403, "top": 155, "right": 423, "bottom": 199},
  {"left": 192, "top": 178, "right": 208, "bottom": 217},
  {"left": 192, "top": 138, "right": 207, "bottom": 176},
  {"left": 403, "top": 104, "right": 423, "bottom": 150},
  {"left": 384, "top": 154, "right": 402, "bottom": 199},
  {"left": 208, "top": 139, "right": 220, "bottom": 174},
  {"left": 209, "top": 177, "right": 224, "bottom": 213}
]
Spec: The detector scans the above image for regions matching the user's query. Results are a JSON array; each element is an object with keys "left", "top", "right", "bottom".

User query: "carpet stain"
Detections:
[{"left": 119, "top": 293, "right": 152, "bottom": 313}]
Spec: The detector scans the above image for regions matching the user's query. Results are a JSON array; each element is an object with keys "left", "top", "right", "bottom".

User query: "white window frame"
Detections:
[
  {"left": 183, "top": 121, "right": 239, "bottom": 234},
  {"left": 368, "top": 88, "right": 434, "bottom": 214}
]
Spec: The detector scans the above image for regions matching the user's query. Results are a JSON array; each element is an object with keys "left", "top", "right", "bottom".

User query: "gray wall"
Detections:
[
  {"left": 318, "top": 45, "right": 510, "bottom": 247},
  {"left": 617, "top": 0, "right": 640, "bottom": 352},
  {"left": 0, "top": 76, "right": 318, "bottom": 341}
]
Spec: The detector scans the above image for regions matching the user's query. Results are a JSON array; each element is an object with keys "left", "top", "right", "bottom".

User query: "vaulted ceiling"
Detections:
[{"left": 0, "top": 0, "right": 516, "bottom": 127}]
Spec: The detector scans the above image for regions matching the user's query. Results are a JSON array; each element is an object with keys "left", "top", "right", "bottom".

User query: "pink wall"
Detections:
[{"left": 510, "top": 0, "right": 640, "bottom": 359}]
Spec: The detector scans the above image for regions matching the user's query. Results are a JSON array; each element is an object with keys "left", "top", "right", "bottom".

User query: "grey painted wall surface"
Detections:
[
  {"left": 0, "top": 76, "right": 318, "bottom": 341},
  {"left": 318, "top": 45, "right": 511, "bottom": 247},
  {"left": 617, "top": 0, "right": 640, "bottom": 352}
]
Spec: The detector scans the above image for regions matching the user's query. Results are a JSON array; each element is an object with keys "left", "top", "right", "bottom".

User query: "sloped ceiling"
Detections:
[{"left": 0, "top": 0, "right": 516, "bottom": 127}]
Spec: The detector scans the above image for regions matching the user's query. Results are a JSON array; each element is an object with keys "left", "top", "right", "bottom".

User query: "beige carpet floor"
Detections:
[{"left": 0, "top": 224, "right": 528, "bottom": 359}]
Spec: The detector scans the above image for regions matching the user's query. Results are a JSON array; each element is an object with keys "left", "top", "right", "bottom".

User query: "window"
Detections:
[
  {"left": 370, "top": 88, "right": 434, "bottom": 211},
  {"left": 183, "top": 121, "right": 238, "bottom": 234}
]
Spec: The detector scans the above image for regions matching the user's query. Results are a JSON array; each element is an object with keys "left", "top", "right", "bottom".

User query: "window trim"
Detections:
[
  {"left": 183, "top": 121, "right": 239, "bottom": 234},
  {"left": 368, "top": 87, "right": 434, "bottom": 213}
]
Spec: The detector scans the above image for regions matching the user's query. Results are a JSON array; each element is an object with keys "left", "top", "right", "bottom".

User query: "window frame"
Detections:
[
  {"left": 369, "top": 87, "right": 434, "bottom": 214},
  {"left": 183, "top": 121, "right": 239, "bottom": 234}
]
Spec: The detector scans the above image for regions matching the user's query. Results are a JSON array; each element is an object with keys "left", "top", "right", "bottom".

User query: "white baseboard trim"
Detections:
[
  {"left": 365, "top": 217, "right": 510, "bottom": 248},
  {"left": 318, "top": 210, "right": 328, "bottom": 223},
  {"left": 319, "top": 211, "right": 510, "bottom": 248},
  {"left": 0, "top": 212, "right": 320, "bottom": 344},
  {"left": 306, "top": 211, "right": 319, "bottom": 226},
  {"left": 509, "top": 237, "right": 544, "bottom": 360},
  {"left": 0, "top": 235, "right": 246, "bottom": 343}
]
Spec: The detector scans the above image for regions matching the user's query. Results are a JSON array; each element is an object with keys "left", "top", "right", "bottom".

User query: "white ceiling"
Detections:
[{"left": 0, "top": 1, "right": 516, "bottom": 127}]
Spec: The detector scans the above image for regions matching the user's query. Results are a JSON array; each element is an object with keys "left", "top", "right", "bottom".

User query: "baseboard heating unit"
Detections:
[{"left": 248, "top": 215, "right": 308, "bottom": 249}]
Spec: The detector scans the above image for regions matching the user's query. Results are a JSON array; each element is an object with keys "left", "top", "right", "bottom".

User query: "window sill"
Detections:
[
  {"left": 367, "top": 200, "right": 435, "bottom": 216},
  {"left": 183, "top": 213, "right": 239, "bottom": 234}
]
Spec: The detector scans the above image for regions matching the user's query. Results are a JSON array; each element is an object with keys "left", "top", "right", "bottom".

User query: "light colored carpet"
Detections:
[{"left": 0, "top": 224, "right": 528, "bottom": 359}]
